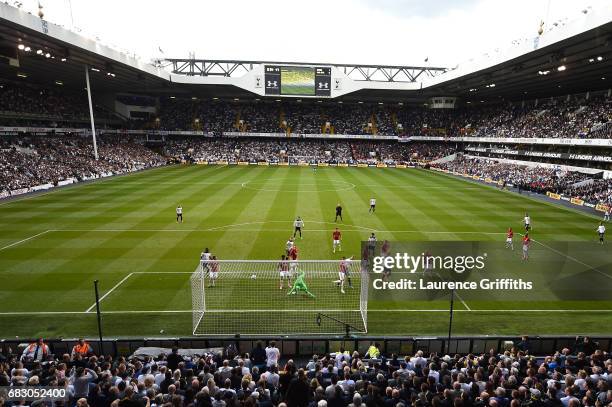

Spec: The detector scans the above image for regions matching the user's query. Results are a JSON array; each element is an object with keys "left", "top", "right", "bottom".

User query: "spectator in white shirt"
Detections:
[
  {"left": 410, "top": 351, "right": 427, "bottom": 369},
  {"left": 335, "top": 348, "right": 351, "bottom": 370},
  {"left": 265, "top": 341, "right": 280, "bottom": 368}
]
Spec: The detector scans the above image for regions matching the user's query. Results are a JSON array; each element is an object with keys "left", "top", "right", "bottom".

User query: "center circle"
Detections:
[{"left": 242, "top": 180, "right": 355, "bottom": 192}]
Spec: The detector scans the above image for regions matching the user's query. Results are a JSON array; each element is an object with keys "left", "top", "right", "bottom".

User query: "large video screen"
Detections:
[
  {"left": 265, "top": 65, "right": 331, "bottom": 97},
  {"left": 281, "top": 67, "right": 315, "bottom": 96}
]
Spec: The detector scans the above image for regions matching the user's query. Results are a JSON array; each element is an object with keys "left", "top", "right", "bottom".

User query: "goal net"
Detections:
[{"left": 191, "top": 260, "right": 368, "bottom": 335}]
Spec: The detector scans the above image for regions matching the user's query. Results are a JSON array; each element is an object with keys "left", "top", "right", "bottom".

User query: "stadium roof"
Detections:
[
  {"left": 0, "top": 1, "right": 611, "bottom": 103},
  {"left": 432, "top": 21, "right": 612, "bottom": 102}
]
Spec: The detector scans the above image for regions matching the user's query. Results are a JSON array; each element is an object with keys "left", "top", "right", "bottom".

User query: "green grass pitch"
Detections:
[{"left": 0, "top": 165, "right": 610, "bottom": 339}]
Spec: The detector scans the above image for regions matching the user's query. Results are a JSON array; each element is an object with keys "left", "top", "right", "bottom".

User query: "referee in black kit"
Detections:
[{"left": 335, "top": 203, "right": 343, "bottom": 222}]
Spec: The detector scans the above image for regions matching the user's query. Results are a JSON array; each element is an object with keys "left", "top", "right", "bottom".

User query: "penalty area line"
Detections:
[
  {"left": 0, "top": 230, "right": 52, "bottom": 252},
  {"left": 85, "top": 273, "right": 134, "bottom": 313}
]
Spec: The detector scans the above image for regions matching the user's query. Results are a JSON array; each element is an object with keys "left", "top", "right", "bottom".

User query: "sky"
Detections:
[{"left": 12, "top": 0, "right": 610, "bottom": 67}]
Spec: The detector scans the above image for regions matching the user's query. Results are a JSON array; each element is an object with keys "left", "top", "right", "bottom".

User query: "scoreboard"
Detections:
[{"left": 265, "top": 66, "right": 331, "bottom": 97}]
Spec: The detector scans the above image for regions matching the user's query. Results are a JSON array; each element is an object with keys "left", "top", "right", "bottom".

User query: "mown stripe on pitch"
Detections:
[
  {"left": 0, "top": 168, "right": 187, "bottom": 311},
  {"left": 97, "top": 166, "right": 269, "bottom": 311},
  {"left": 422, "top": 169, "right": 596, "bottom": 240},
  {"left": 0, "top": 167, "right": 231, "bottom": 312},
  {"left": 317, "top": 168, "right": 358, "bottom": 231},
  {"left": 349, "top": 168, "right": 428, "bottom": 239},
  {"left": 134, "top": 166, "right": 275, "bottom": 269},
  {"left": 330, "top": 168, "right": 406, "bottom": 240},
  {"left": 244, "top": 167, "right": 298, "bottom": 259},
  {"left": 420, "top": 169, "right": 590, "bottom": 235},
  {"left": 348, "top": 168, "right": 458, "bottom": 240},
  {"left": 56, "top": 165, "right": 247, "bottom": 312}
]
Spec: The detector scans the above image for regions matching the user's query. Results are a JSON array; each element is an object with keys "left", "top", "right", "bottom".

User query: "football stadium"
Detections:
[{"left": 0, "top": 1, "right": 611, "bottom": 406}]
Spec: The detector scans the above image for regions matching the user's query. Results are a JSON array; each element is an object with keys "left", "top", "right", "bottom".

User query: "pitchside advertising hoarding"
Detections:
[
  {"left": 465, "top": 147, "right": 612, "bottom": 163},
  {"left": 360, "top": 241, "right": 612, "bottom": 302}
]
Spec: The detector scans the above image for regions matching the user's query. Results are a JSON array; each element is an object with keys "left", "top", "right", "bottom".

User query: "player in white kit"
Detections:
[
  {"left": 597, "top": 222, "right": 606, "bottom": 245},
  {"left": 293, "top": 217, "right": 304, "bottom": 239},
  {"left": 200, "top": 248, "right": 211, "bottom": 273},
  {"left": 285, "top": 237, "right": 294, "bottom": 256}
]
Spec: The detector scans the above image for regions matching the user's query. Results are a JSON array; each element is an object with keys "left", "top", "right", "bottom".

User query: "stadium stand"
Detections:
[
  {"left": 0, "top": 82, "right": 121, "bottom": 128},
  {"left": 0, "top": 81, "right": 610, "bottom": 209},
  {"left": 0, "top": 338, "right": 610, "bottom": 407},
  {"left": 563, "top": 178, "right": 612, "bottom": 207},
  {"left": 2, "top": 130, "right": 610, "bottom": 209},
  {"left": 162, "top": 140, "right": 452, "bottom": 165},
  {"left": 434, "top": 156, "right": 611, "bottom": 207},
  {"left": 1, "top": 83, "right": 610, "bottom": 139},
  {"left": 147, "top": 95, "right": 611, "bottom": 138},
  {"left": 0, "top": 135, "right": 165, "bottom": 194},
  {"left": 464, "top": 96, "right": 612, "bottom": 140},
  {"left": 0, "top": 1, "right": 611, "bottom": 371}
]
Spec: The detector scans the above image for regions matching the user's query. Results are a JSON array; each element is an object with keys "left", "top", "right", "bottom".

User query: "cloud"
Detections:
[{"left": 21, "top": 0, "right": 610, "bottom": 67}]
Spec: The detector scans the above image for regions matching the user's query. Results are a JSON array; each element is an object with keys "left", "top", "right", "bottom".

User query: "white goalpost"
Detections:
[{"left": 191, "top": 260, "right": 369, "bottom": 335}]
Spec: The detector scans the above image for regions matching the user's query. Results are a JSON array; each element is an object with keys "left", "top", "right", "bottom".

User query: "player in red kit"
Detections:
[
  {"left": 278, "top": 254, "right": 291, "bottom": 290},
  {"left": 505, "top": 227, "right": 514, "bottom": 250},
  {"left": 288, "top": 245, "right": 298, "bottom": 260},
  {"left": 333, "top": 256, "right": 354, "bottom": 294},
  {"left": 288, "top": 245, "right": 299, "bottom": 275},
  {"left": 332, "top": 228, "right": 342, "bottom": 253},
  {"left": 522, "top": 233, "right": 530, "bottom": 261}
]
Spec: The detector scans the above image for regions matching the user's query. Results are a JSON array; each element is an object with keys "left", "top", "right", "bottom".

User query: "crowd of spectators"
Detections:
[
  {"left": 1, "top": 337, "right": 610, "bottom": 407},
  {"left": 1, "top": 82, "right": 610, "bottom": 140},
  {"left": 0, "top": 83, "right": 117, "bottom": 126},
  {"left": 435, "top": 156, "right": 612, "bottom": 205},
  {"left": 149, "top": 96, "right": 611, "bottom": 140},
  {"left": 2, "top": 131, "right": 609, "bottom": 207},
  {"left": 163, "top": 138, "right": 453, "bottom": 165},
  {"left": 155, "top": 101, "right": 387, "bottom": 136},
  {"left": 1, "top": 136, "right": 456, "bottom": 194},
  {"left": 117, "top": 95, "right": 157, "bottom": 107},
  {"left": 563, "top": 179, "right": 612, "bottom": 206},
  {"left": 465, "top": 97, "right": 612, "bottom": 140},
  {"left": 0, "top": 135, "right": 166, "bottom": 194},
  {"left": 164, "top": 138, "right": 366, "bottom": 164},
  {"left": 154, "top": 100, "right": 234, "bottom": 133},
  {"left": 350, "top": 142, "right": 454, "bottom": 164}
]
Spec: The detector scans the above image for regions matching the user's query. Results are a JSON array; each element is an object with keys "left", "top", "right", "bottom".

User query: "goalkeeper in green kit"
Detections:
[{"left": 287, "top": 270, "right": 315, "bottom": 298}]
